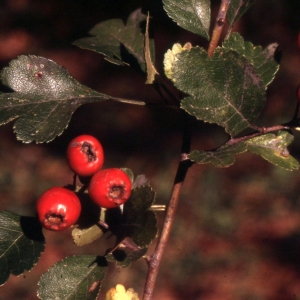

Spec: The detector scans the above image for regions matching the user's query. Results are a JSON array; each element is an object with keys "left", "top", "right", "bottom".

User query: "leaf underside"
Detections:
[{"left": 73, "top": 8, "right": 153, "bottom": 72}]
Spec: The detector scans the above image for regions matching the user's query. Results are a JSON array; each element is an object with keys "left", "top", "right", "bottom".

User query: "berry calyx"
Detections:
[
  {"left": 66, "top": 135, "right": 104, "bottom": 177},
  {"left": 88, "top": 168, "right": 132, "bottom": 208},
  {"left": 36, "top": 186, "right": 81, "bottom": 231}
]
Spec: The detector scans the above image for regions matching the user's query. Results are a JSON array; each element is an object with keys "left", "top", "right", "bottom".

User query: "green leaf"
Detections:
[
  {"left": 124, "top": 184, "right": 158, "bottom": 248},
  {"left": 129, "top": 210, "right": 158, "bottom": 248},
  {"left": 163, "top": 0, "right": 210, "bottom": 40},
  {"left": 189, "top": 131, "right": 299, "bottom": 170},
  {"left": 227, "top": 0, "right": 255, "bottom": 29},
  {"left": 37, "top": 255, "right": 107, "bottom": 300},
  {"left": 246, "top": 131, "right": 299, "bottom": 170},
  {"left": 166, "top": 45, "right": 265, "bottom": 136},
  {"left": 73, "top": 8, "right": 150, "bottom": 71},
  {"left": 223, "top": 33, "right": 279, "bottom": 87},
  {"left": 126, "top": 183, "right": 155, "bottom": 214},
  {"left": 0, "top": 55, "right": 115, "bottom": 143},
  {"left": 0, "top": 211, "right": 45, "bottom": 285},
  {"left": 189, "top": 143, "right": 247, "bottom": 167}
]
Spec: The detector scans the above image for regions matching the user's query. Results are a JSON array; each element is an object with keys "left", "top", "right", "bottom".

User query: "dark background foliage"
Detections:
[{"left": 0, "top": 0, "right": 300, "bottom": 299}]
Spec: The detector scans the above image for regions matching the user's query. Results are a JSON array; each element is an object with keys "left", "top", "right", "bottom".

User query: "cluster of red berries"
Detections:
[{"left": 36, "top": 135, "right": 132, "bottom": 231}]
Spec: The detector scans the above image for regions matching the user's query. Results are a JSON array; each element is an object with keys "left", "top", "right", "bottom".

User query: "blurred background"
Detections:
[{"left": 0, "top": 0, "right": 300, "bottom": 299}]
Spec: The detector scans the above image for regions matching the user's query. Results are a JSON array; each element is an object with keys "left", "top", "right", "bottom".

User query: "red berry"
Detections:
[
  {"left": 88, "top": 168, "right": 132, "bottom": 208},
  {"left": 36, "top": 186, "right": 81, "bottom": 231},
  {"left": 66, "top": 135, "right": 104, "bottom": 177}
]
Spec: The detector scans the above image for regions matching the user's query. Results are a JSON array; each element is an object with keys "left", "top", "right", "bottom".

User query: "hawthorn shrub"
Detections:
[{"left": 0, "top": 1, "right": 300, "bottom": 299}]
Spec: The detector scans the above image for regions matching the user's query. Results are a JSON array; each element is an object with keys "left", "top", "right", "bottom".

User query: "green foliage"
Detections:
[
  {"left": 0, "top": 0, "right": 299, "bottom": 299},
  {"left": 73, "top": 8, "right": 154, "bottom": 73},
  {"left": 246, "top": 131, "right": 299, "bottom": 170},
  {"left": 0, "top": 211, "right": 45, "bottom": 285},
  {"left": 222, "top": 33, "right": 279, "bottom": 87},
  {"left": 124, "top": 183, "right": 158, "bottom": 248},
  {"left": 189, "top": 143, "right": 247, "bottom": 168},
  {"left": 189, "top": 131, "right": 299, "bottom": 170},
  {"left": 0, "top": 55, "right": 113, "bottom": 143},
  {"left": 165, "top": 45, "right": 265, "bottom": 136},
  {"left": 37, "top": 255, "right": 107, "bottom": 300},
  {"left": 163, "top": 0, "right": 211, "bottom": 40}
]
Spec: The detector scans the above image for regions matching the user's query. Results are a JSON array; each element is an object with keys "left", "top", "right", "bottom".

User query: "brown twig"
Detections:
[
  {"left": 142, "top": 113, "right": 193, "bottom": 300},
  {"left": 207, "top": 0, "right": 231, "bottom": 57}
]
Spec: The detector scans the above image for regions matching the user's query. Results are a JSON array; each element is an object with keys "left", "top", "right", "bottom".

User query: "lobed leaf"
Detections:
[
  {"left": 73, "top": 8, "right": 153, "bottom": 72},
  {"left": 127, "top": 210, "right": 158, "bottom": 248},
  {"left": 0, "top": 55, "right": 118, "bottom": 143},
  {"left": 37, "top": 255, "right": 107, "bottom": 300},
  {"left": 163, "top": 0, "right": 210, "bottom": 40},
  {"left": 223, "top": 33, "right": 279, "bottom": 87},
  {"left": 246, "top": 131, "right": 299, "bottom": 170},
  {"left": 189, "top": 131, "right": 298, "bottom": 170},
  {"left": 227, "top": 0, "right": 255, "bottom": 29},
  {"left": 0, "top": 211, "right": 45, "bottom": 285},
  {"left": 123, "top": 183, "right": 158, "bottom": 248},
  {"left": 165, "top": 45, "right": 265, "bottom": 136},
  {"left": 189, "top": 143, "right": 247, "bottom": 167}
]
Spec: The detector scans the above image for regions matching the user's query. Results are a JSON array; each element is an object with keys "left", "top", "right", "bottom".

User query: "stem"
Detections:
[
  {"left": 142, "top": 113, "right": 192, "bottom": 300},
  {"left": 207, "top": 0, "right": 231, "bottom": 57},
  {"left": 226, "top": 124, "right": 290, "bottom": 146}
]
